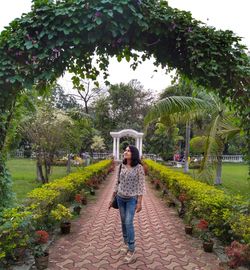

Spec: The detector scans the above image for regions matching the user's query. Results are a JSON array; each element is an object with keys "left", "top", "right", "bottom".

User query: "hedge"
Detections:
[
  {"left": 144, "top": 159, "right": 250, "bottom": 244},
  {"left": 0, "top": 159, "right": 112, "bottom": 261}
]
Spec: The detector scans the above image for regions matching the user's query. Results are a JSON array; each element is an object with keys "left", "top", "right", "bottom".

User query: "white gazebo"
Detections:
[{"left": 110, "top": 129, "right": 144, "bottom": 161}]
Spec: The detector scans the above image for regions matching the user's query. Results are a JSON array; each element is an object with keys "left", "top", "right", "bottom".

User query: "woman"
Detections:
[{"left": 108, "top": 145, "right": 146, "bottom": 263}]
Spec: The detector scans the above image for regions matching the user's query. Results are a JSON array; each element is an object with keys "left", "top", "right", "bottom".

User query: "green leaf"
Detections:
[
  {"left": 24, "top": 41, "right": 33, "bottom": 50},
  {"left": 48, "top": 33, "right": 54, "bottom": 40},
  {"left": 111, "top": 29, "right": 118, "bottom": 37},
  {"left": 125, "top": 54, "right": 130, "bottom": 62},
  {"left": 65, "top": 21, "right": 71, "bottom": 27},
  {"left": 86, "top": 24, "right": 94, "bottom": 31},
  {"left": 95, "top": 18, "right": 102, "bottom": 25},
  {"left": 73, "top": 38, "right": 81, "bottom": 45},
  {"left": 63, "top": 28, "right": 70, "bottom": 35},
  {"left": 114, "top": 6, "right": 123, "bottom": 14},
  {"left": 56, "top": 39, "right": 64, "bottom": 46},
  {"left": 107, "top": 10, "right": 113, "bottom": 17},
  {"left": 117, "top": 55, "right": 122, "bottom": 62}
]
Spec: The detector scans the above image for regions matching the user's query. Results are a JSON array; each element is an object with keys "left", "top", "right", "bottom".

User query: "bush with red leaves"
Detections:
[{"left": 225, "top": 241, "right": 250, "bottom": 268}]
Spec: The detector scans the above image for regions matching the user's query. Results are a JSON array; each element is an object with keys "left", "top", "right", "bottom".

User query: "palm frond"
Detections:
[{"left": 144, "top": 96, "right": 215, "bottom": 126}]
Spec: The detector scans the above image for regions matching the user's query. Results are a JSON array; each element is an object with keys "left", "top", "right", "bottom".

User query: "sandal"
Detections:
[{"left": 123, "top": 250, "right": 135, "bottom": 263}]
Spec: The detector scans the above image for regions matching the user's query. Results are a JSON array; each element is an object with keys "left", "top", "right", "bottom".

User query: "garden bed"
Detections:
[
  {"left": 144, "top": 159, "right": 250, "bottom": 268},
  {"left": 0, "top": 159, "right": 113, "bottom": 268}
]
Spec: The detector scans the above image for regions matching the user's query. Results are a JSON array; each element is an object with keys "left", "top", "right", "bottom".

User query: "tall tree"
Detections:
[
  {"left": 93, "top": 79, "right": 154, "bottom": 148},
  {"left": 50, "top": 84, "right": 80, "bottom": 110},
  {"left": 21, "top": 103, "right": 81, "bottom": 183},
  {"left": 70, "top": 79, "right": 104, "bottom": 114}
]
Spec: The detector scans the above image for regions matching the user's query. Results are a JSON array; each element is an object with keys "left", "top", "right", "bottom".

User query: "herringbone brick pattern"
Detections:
[{"left": 48, "top": 166, "right": 222, "bottom": 269}]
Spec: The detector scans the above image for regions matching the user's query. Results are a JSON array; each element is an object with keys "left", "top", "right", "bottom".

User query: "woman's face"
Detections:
[{"left": 124, "top": 146, "right": 132, "bottom": 160}]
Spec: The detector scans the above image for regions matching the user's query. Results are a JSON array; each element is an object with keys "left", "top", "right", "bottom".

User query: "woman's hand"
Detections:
[
  {"left": 135, "top": 202, "right": 142, "bottom": 213},
  {"left": 108, "top": 197, "right": 115, "bottom": 209},
  {"left": 108, "top": 200, "right": 113, "bottom": 209}
]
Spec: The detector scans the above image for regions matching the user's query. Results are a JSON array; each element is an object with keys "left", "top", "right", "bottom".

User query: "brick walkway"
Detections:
[{"left": 48, "top": 166, "right": 222, "bottom": 270}]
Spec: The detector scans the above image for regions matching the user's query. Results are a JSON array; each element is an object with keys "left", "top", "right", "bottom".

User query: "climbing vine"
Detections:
[{"left": 0, "top": 0, "right": 249, "bottom": 207}]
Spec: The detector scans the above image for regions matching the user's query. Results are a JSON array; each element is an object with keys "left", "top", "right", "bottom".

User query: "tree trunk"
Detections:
[
  {"left": 184, "top": 120, "right": 191, "bottom": 173},
  {"left": 67, "top": 153, "right": 71, "bottom": 173},
  {"left": 48, "top": 153, "right": 54, "bottom": 175},
  {"left": 84, "top": 100, "right": 89, "bottom": 114},
  {"left": 43, "top": 153, "right": 49, "bottom": 183},
  {"left": 36, "top": 160, "right": 43, "bottom": 181},
  {"left": 214, "top": 154, "right": 223, "bottom": 185},
  {"left": 36, "top": 153, "right": 45, "bottom": 183}
]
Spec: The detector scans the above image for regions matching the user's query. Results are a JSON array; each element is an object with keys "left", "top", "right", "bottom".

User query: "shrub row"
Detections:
[
  {"left": 0, "top": 159, "right": 112, "bottom": 261},
  {"left": 144, "top": 159, "right": 250, "bottom": 244}
]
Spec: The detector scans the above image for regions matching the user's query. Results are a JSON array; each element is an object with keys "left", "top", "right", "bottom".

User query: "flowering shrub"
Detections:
[
  {"left": 50, "top": 204, "right": 72, "bottom": 224},
  {"left": 0, "top": 207, "right": 34, "bottom": 260},
  {"left": 35, "top": 230, "right": 49, "bottom": 244},
  {"left": 73, "top": 194, "right": 83, "bottom": 208},
  {"left": 75, "top": 194, "right": 82, "bottom": 203},
  {"left": 196, "top": 219, "right": 211, "bottom": 242}
]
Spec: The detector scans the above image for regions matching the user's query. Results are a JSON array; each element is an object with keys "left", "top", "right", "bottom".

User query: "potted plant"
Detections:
[
  {"left": 166, "top": 198, "right": 176, "bottom": 207},
  {"left": 154, "top": 179, "right": 161, "bottom": 190},
  {"left": 30, "top": 230, "right": 49, "bottom": 270},
  {"left": 225, "top": 241, "right": 250, "bottom": 268},
  {"left": 80, "top": 189, "right": 88, "bottom": 205},
  {"left": 33, "top": 245, "right": 49, "bottom": 270},
  {"left": 50, "top": 204, "right": 73, "bottom": 234},
  {"left": 73, "top": 194, "right": 82, "bottom": 215},
  {"left": 178, "top": 193, "right": 187, "bottom": 218},
  {"left": 183, "top": 210, "right": 193, "bottom": 235},
  {"left": 196, "top": 219, "right": 214, "bottom": 252},
  {"left": 90, "top": 186, "right": 95, "bottom": 195}
]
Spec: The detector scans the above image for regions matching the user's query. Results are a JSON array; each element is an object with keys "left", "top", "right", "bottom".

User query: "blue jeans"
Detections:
[{"left": 117, "top": 194, "right": 138, "bottom": 252}]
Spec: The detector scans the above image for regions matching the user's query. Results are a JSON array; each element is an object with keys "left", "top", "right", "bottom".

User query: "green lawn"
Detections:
[
  {"left": 6, "top": 158, "right": 79, "bottom": 203},
  {"left": 170, "top": 163, "right": 249, "bottom": 198}
]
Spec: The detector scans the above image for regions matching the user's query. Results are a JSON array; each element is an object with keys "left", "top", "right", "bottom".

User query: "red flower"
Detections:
[
  {"left": 75, "top": 194, "right": 82, "bottom": 203},
  {"left": 35, "top": 230, "right": 49, "bottom": 243},
  {"left": 178, "top": 193, "right": 187, "bottom": 202},
  {"left": 197, "top": 219, "right": 208, "bottom": 230}
]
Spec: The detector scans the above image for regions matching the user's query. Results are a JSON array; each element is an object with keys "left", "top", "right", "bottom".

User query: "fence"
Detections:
[
  {"left": 9, "top": 150, "right": 244, "bottom": 163},
  {"left": 192, "top": 155, "right": 244, "bottom": 163}
]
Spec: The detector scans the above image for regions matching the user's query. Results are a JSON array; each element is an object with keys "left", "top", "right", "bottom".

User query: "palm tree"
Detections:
[
  {"left": 144, "top": 94, "right": 214, "bottom": 173},
  {"left": 144, "top": 92, "right": 241, "bottom": 184},
  {"left": 199, "top": 97, "right": 241, "bottom": 184}
]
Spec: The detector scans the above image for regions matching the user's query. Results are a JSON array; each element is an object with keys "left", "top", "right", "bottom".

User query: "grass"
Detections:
[
  {"left": 6, "top": 158, "right": 79, "bottom": 203},
  {"left": 170, "top": 163, "right": 249, "bottom": 199}
]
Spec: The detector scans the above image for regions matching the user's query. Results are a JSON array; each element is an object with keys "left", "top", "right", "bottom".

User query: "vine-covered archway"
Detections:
[{"left": 0, "top": 0, "right": 249, "bottom": 208}]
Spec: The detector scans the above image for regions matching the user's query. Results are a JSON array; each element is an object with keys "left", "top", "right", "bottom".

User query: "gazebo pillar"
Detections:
[
  {"left": 136, "top": 138, "right": 139, "bottom": 150},
  {"left": 139, "top": 137, "right": 142, "bottom": 157},
  {"left": 116, "top": 137, "right": 120, "bottom": 161},
  {"left": 113, "top": 137, "right": 116, "bottom": 159}
]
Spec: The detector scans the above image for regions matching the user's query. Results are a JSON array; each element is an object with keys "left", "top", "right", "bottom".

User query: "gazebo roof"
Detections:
[{"left": 110, "top": 129, "right": 143, "bottom": 139}]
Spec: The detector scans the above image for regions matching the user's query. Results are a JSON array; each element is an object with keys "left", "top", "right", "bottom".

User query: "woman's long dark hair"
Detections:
[{"left": 123, "top": 145, "right": 142, "bottom": 167}]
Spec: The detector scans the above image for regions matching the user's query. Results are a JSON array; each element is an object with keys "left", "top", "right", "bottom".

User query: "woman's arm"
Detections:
[
  {"left": 137, "top": 195, "right": 143, "bottom": 205},
  {"left": 109, "top": 165, "right": 122, "bottom": 208}
]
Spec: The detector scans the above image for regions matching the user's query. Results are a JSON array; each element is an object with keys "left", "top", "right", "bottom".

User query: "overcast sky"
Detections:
[{"left": 1, "top": 0, "right": 249, "bottom": 94}]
